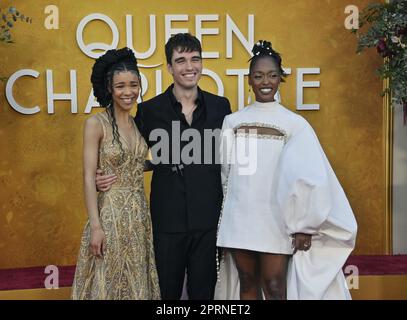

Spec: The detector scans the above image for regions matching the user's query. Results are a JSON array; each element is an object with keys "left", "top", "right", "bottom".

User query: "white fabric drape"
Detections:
[{"left": 215, "top": 102, "right": 357, "bottom": 300}]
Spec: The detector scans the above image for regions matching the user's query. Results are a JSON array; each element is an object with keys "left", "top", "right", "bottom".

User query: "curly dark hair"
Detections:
[
  {"left": 165, "top": 33, "right": 202, "bottom": 65},
  {"left": 91, "top": 47, "right": 141, "bottom": 162},
  {"left": 249, "top": 40, "right": 286, "bottom": 82}
]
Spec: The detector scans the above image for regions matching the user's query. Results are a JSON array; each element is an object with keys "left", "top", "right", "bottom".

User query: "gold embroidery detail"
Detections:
[
  {"left": 71, "top": 111, "right": 160, "bottom": 300},
  {"left": 234, "top": 122, "right": 288, "bottom": 144}
]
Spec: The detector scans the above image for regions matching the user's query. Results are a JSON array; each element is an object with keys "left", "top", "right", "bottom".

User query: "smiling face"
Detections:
[
  {"left": 110, "top": 71, "right": 140, "bottom": 112},
  {"left": 249, "top": 56, "right": 281, "bottom": 103},
  {"left": 167, "top": 48, "right": 202, "bottom": 90}
]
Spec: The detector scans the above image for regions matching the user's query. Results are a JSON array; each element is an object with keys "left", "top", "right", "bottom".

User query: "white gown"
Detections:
[{"left": 215, "top": 101, "right": 357, "bottom": 300}]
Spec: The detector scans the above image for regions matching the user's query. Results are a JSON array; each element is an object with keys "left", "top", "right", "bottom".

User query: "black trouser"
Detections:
[{"left": 153, "top": 229, "right": 217, "bottom": 300}]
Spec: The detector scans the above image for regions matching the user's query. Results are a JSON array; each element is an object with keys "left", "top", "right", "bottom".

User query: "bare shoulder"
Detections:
[{"left": 84, "top": 113, "right": 104, "bottom": 136}]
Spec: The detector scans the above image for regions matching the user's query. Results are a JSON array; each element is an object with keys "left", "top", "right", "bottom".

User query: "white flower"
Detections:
[{"left": 391, "top": 36, "right": 400, "bottom": 43}]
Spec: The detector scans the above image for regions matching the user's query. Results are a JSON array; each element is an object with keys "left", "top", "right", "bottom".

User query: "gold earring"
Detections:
[{"left": 247, "top": 87, "right": 252, "bottom": 105}]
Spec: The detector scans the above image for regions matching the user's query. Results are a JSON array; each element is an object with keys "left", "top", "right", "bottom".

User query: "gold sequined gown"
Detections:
[{"left": 71, "top": 111, "right": 161, "bottom": 300}]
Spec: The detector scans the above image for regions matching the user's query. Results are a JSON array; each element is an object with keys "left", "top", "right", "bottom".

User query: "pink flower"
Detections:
[
  {"left": 396, "top": 27, "right": 407, "bottom": 37},
  {"left": 376, "top": 38, "right": 388, "bottom": 56}
]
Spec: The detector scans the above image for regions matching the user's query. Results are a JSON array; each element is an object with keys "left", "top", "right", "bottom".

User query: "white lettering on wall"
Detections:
[
  {"left": 196, "top": 15, "right": 220, "bottom": 58},
  {"left": 226, "top": 14, "right": 254, "bottom": 58},
  {"left": 4, "top": 13, "right": 325, "bottom": 114},
  {"left": 296, "top": 68, "right": 320, "bottom": 110},
  {"left": 165, "top": 15, "right": 189, "bottom": 43},
  {"left": 126, "top": 14, "right": 157, "bottom": 60},
  {"left": 46, "top": 70, "right": 78, "bottom": 114},
  {"left": 202, "top": 68, "right": 224, "bottom": 96},
  {"left": 76, "top": 13, "right": 119, "bottom": 59},
  {"left": 6, "top": 69, "right": 41, "bottom": 115}
]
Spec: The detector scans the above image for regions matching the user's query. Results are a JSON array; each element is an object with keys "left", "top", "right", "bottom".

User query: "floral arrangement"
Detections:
[
  {"left": 1, "top": 6, "right": 31, "bottom": 43},
  {"left": 1, "top": 7, "right": 32, "bottom": 81},
  {"left": 352, "top": 0, "right": 407, "bottom": 123}
]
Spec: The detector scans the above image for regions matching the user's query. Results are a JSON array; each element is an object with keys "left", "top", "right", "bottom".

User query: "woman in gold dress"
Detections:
[{"left": 71, "top": 48, "right": 160, "bottom": 300}]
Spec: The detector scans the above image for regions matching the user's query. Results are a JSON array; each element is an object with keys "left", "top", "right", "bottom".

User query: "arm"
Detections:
[
  {"left": 220, "top": 116, "right": 234, "bottom": 189},
  {"left": 292, "top": 233, "right": 312, "bottom": 254},
  {"left": 274, "top": 121, "right": 331, "bottom": 254},
  {"left": 136, "top": 104, "right": 155, "bottom": 172},
  {"left": 144, "top": 160, "right": 155, "bottom": 172},
  {"left": 95, "top": 170, "right": 117, "bottom": 191},
  {"left": 83, "top": 117, "right": 105, "bottom": 258},
  {"left": 135, "top": 103, "right": 147, "bottom": 140},
  {"left": 223, "top": 97, "right": 232, "bottom": 115},
  {"left": 95, "top": 114, "right": 118, "bottom": 191}
]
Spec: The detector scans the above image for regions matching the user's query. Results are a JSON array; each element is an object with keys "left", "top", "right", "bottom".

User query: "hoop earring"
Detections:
[{"left": 247, "top": 87, "right": 252, "bottom": 105}]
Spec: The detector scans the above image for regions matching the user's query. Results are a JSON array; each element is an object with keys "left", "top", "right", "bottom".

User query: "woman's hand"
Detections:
[
  {"left": 95, "top": 169, "right": 117, "bottom": 192},
  {"left": 292, "top": 233, "right": 312, "bottom": 254},
  {"left": 90, "top": 226, "right": 105, "bottom": 258}
]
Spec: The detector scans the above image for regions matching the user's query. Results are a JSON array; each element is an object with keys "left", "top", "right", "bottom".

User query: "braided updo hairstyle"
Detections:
[
  {"left": 249, "top": 40, "right": 286, "bottom": 82},
  {"left": 91, "top": 47, "right": 141, "bottom": 161}
]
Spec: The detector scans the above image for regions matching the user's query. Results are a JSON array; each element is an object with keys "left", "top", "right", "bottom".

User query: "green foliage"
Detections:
[
  {"left": 353, "top": 0, "right": 407, "bottom": 105},
  {"left": 0, "top": 7, "right": 32, "bottom": 81},
  {"left": 0, "top": 6, "right": 32, "bottom": 43}
]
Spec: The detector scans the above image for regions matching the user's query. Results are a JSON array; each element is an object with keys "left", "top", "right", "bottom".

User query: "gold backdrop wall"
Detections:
[{"left": 0, "top": 0, "right": 385, "bottom": 269}]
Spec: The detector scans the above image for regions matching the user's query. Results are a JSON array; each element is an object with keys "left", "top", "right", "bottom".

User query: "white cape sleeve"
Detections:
[
  {"left": 273, "top": 120, "right": 357, "bottom": 300},
  {"left": 219, "top": 115, "right": 234, "bottom": 189},
  {"left": 215, "top": 115, "right": 241, "bottom": 300}
]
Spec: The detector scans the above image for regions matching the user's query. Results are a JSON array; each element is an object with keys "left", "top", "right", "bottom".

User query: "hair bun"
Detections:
[
  {"left": 91, "top": 47, "right": 138, "bottom": 107},
  {"left": 95, "top": 47, "right": 137, "bottom": 69},
  {"left": 249, "top": 40, "right": 286, "bottom": 82},
  {"left": 251, "top": 40, "right": 274, "bottom": 56}
]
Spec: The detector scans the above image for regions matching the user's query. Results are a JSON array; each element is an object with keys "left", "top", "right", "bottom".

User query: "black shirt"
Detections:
[
  {"left": 167, "top": 84, "right": 206, "bottom": 128},
  {"left": 135, "top": 85, "right": 231, "bottom": 232}
]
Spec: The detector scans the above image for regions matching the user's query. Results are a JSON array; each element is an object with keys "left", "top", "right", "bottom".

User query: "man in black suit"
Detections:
[{"left": 96, "top": 33, "right": 231, "bottom": 299}]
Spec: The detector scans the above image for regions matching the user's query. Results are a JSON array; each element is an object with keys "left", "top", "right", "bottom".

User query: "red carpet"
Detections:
[
  {"left": 345, "top": 255, "right": 407, "bottom": 276},
  {"left": 0, "top": 265, "right": 75, "bottom": 291},
  {"left": 0, "top": 255, "right": 406, "bottom": 291}
]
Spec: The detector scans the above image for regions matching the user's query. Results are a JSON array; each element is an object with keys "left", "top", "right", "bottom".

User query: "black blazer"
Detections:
[{"left": 135, "top": 85, "right": 231, "bottom": 232}]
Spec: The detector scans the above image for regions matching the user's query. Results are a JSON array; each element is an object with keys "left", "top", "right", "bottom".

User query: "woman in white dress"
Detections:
[{"left": 215, "top": 41, "right": 357, "bottom": 300}]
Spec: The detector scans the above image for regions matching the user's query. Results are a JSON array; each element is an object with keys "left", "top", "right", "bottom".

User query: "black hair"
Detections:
[
  {"left": 249, "top": 40, "right": 286, "bottom": 82},
  {"left": 91, "top": 47, "right": 141, "bottom": 162},
  {"left": 165, "top": 33, "right": 202, "bottom": 65}
]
